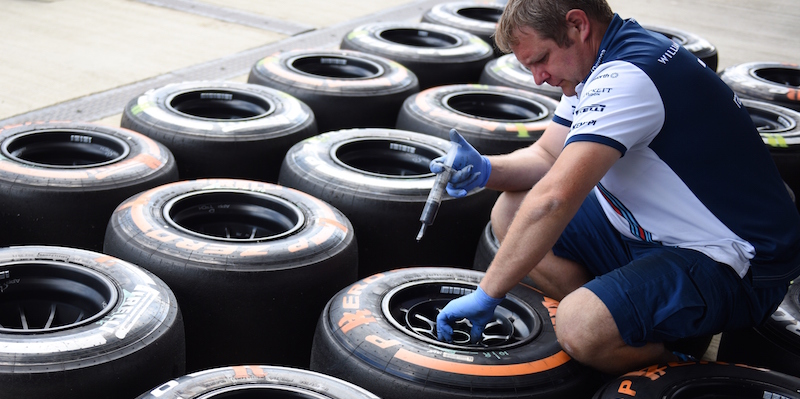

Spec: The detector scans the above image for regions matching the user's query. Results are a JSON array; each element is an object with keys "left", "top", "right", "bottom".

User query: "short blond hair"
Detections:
[{"left": 495, "top": 0, "right": 614, "bottom": 53}]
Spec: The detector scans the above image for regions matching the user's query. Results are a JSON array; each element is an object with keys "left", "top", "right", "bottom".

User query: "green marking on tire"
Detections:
[
  {"left": 516, "top": 123, "right": 530, "bottom": 138},
  {"left": 763, "top": 133, "right": 789, "bottom": 148}
]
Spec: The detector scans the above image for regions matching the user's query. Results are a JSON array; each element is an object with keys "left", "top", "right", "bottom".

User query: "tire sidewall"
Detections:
[{"left": 138, "top": 366, "right": 379, "bottom": 399}]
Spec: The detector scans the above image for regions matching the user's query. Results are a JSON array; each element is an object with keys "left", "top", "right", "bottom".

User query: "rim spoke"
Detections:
[
  {"left": 18, "top": 306, "right": 29, "bottom": 330},
  {"left": 44, "top": 304, "right": 57, "bottom": 329}
]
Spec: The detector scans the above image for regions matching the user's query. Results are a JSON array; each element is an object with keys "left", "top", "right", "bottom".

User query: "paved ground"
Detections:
[
  {"left": 1, "top": 0, "right": 797, "bottom": 127},
  {"left": 0, "top": 0, "right": 797, "bottom": 362}
]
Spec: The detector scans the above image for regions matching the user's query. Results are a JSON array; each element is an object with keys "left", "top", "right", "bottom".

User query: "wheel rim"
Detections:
[
  {"left": 332, "top": 138, "right": 442, "bottom": 178},
  {"left": 382, "top": 280, "right": 542, "bottom": 350},
  {"left": 379, "top": 28, "right": 460, "bottom": 48},
  {"left": 197, "top": 385, "right": 327, "bottom": 399},
  {"left": 167, "top": 88, "right": 276, "bottom": 121},
  {"left": 0, "top": 262, "right": 118, "bottom": 334},
  {"left": 164, "top": 190, "right": 305, "bottom": 242},
  {"left": 445, "top": 92, "right": 550, "bottom": 122},
  {"left": 2, "top": 129, "right": 130, "bottom": 168},
  {"left": 745, "top": 104, "right": 796, "bottom": 133},
  {"left": 752, "top": 67, "right": 800, "bottom": 88},
  {"left": 289, "top": 54, "right": 385, "bottom": 79},
  {"left": 456, "top": 7, "right": 502, "bottom": 23}
]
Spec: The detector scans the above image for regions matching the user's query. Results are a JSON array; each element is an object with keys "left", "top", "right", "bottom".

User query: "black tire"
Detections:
[
  {"left": 743, "top": 99, "right": 800, "bottom": 212},
  {"left": 310, "top": 267, "right": 603, "bottom": 399},
  {"left": 121, "top": 80, "right": 317, "bottom": 182},
  {"left": 479, "top": 53, "right": 564, "bottom": 100},
  {"left": 717, "top": 280, "right": 800, "bottom": 378},
  {"left": 473, "top": 221, "right": 499, "bottom": 273},
  {"left": 137, "top": 365, "right": 379, "bottom": 399},
  {"left": 341, "top": 22, "right": 494, "bottom": 89},
  {"left": 421, "top": 1, "right": 505, "bottom": 56},
  {"left": 0, "top": 245, "right": 185, "bottom": 399},
  {"left": 278, "top": 128, "right": 496, "bottom": 278},
  {"left": 103, "top": 178, "right": 358, "bottom": 371},
  {"left": 247, "top": 49, "right": 419, "bottom": 133},
  {"left": 0, "top": 121, "right": 178, "bottom": 251},
  {"left": 592, "top": 361, "right": 800, "bottom": 398},
  {"left": 642, "top": 24, "right": 718, "bottom": 72},
  {"left": 720, "top": 62, "right": 800, "bottom": 111},
  {"left": 396, "top": 84, "right": 559, "bottom": 155}
]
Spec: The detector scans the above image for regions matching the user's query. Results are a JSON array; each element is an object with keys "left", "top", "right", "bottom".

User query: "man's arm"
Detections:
[
  {"left": 480, "top": 140, "right": 622, "bottom": 298},
  {"left": 485, "top": 122, "right": 571, "bottom": 193}
]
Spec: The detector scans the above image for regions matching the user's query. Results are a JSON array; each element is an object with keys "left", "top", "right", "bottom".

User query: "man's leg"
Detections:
[{"left": 556, "top": 287, "right": 677, "bottom": 375}]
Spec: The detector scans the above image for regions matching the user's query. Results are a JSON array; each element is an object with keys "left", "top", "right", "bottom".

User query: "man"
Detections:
[{"left": 433, "top": 0, "right": 800, "bottom": 375}]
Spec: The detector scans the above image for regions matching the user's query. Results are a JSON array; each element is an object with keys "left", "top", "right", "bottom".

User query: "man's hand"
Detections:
[
  {"left": 430, "top": 129, "right": 491, "bottom": 198},
  {"left": 436, "top": 286, "right": 504, "bottom": 343}
]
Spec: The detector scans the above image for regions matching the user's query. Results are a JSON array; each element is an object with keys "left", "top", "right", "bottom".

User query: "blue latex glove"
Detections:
[
  {"left": 430, "top": 129, "right": 491, "bottom": 198},
  {"left": 436, "top": 286, "right": 504, "bottom": 344}
]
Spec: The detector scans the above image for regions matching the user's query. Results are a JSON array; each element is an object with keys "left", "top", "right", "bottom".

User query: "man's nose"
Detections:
[{"left": 530, "top": 67, "right": 549, "bottom": 86}]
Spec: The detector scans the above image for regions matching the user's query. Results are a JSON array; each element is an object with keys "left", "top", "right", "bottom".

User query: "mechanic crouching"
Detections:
[{"left": 432, "top": 0, "right": 800, "bottom": 375}]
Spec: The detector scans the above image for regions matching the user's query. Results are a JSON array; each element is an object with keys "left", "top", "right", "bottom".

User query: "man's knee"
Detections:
[
  {"left": 490, "top": 190, "right": 528, "bottom": 242},
  {"left": 555, "top": 288, "right": 619, "bottom": 361}
]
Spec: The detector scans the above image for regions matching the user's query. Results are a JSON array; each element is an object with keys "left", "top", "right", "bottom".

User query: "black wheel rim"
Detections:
[
  {"left": 379, "top": 28, "right": 460, "bottom": 48},
  {"left": 333, "top": 138, "right": 442, "bottom": 178},
  {"left": 198, "top": 385, "right": 328, "bottom": 399},
  {"left": 289, "top": 54, "right": 385, "bottom": 79},
  {"left": 2, "top": 129, "right": 130, "bottom": 168},
  {"left": 164, "top": 190, "right": 305, "bottom": 242},
  {"left": 445, "top": 92, "right": 550, "bottom": 122},
  {"left": 167, "top": 88, "right": 275, "bottom": 121},
  {"left": 456, "top": 7, "right": 502, "bottom": 23},
  {"left": 752, "top": 67, "right": 800, "bottom": 88},
  {"left": 745, "top": 105, "right": 796, "bottom": 133},
  {"left": 0, "top": 262, "right": 118, "bottom": 334},
  {"left": 382, "top": 280, "right": 542, "bottom": 350}
]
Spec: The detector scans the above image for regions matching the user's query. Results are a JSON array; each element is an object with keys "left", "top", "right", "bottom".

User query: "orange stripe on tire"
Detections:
[{"left": 392, "top": 348, "right": 571, "bottom": 376}]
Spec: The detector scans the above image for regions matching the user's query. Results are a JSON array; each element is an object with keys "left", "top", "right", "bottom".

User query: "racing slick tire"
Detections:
[
  {"left": 121, "top": 80, "right": 317, "bottom": 182},
  {"left": 0, "top": 245, "right": 185, "bottom": 399},
  {"left": 592, "top": 361, "right": 800, "bottom": 398},
  {"left": 720, "top": 62, "right": 800, "bottom": 111},
  {"left": 103, "top": 179, "right": 358, "bottom": 371},
  {"left": 137, "top": 365, "right": 379, "bottom": 399},
  {"left": 642, "top": 24, "right": 718, "bottom": 72},
  {"left": 421, "top": 1, "right": 505, "bottom": 56},
  {"left": 341, "top": 21, "right": 494, "bottom": 89},
  {"left": 0, "top": 121, "right": 177, "bottom": 251},
  {"left": 248, "top": 49, "right": 419, "bottom": 133},
  {"left": 278, "top": 129, "right": 496, "bottom": 278},
  {"left": 396, "top": 84, "right": 559, "bottom": 155},
  {"left": 310, "top": 267, "right": 603, "bottom": 399}
]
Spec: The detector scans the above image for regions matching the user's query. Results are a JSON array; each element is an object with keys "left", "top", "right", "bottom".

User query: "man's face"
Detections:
[{"left": 511, "top": 26, "right": 588, "bottom": 97}]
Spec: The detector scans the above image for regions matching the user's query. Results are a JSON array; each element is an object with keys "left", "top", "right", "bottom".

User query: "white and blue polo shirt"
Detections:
[{"left": 554, "top": 15, "right": 800, "bottom": 287}]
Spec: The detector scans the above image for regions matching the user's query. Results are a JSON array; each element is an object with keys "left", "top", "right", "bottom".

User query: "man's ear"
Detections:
[{"left": 565, "top": 9, "right": 591, "bottom": 42}]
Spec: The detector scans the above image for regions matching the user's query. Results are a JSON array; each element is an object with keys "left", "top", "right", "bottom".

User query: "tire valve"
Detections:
[{"left": 416, "top": 134, "right": 460, "bottom": 241}]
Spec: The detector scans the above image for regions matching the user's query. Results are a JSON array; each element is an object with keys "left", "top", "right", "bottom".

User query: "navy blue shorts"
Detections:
[{"left": 552, "top": 192, "right": 787, "bottom": 347}]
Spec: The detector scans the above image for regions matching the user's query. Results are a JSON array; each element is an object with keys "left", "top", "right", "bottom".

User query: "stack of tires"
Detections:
[{"left": 8, "top": 1, "right": 800, "bottom": 399}]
